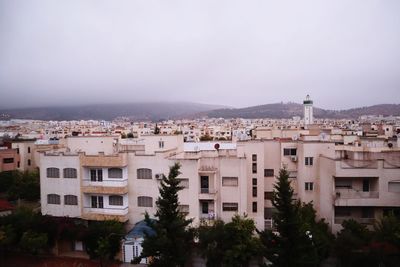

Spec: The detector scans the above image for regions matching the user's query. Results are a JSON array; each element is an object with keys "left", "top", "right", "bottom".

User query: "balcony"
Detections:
[
  {"left": 339, "top": 159, "right": 378, "bottom": 169},
  {"left": 199, "top": 188, "right": 217, "bottom": 200},
  {"left": 80, "top": 153, "right": 127, "bottom": 167},
  {"left": 335, "top": 189, "right": 379, "bottom": 206},
  {"left": 335, "top": 189, "right": 379, "bottom": 199},
  {"left": 81, "top": 179, "right": 128, "bottom": 194},
  {"left": 82, "top": 206, "right": 129, "bottom": 222}
]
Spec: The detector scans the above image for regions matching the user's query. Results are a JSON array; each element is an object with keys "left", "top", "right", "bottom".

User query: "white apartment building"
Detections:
[{"left": 39, "top": 133, "right": 400, "bottom": 234}]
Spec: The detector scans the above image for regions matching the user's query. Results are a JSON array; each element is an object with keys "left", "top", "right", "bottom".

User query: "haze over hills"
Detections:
[
  {"left": 0, "top": 102, "right": 226, "bottom": 121},
  {"left": 203, "top": 103, "right": 400, "bottom": 119},
  {"left": 0, "top": 102, "right": 399, "bottom": 121}
]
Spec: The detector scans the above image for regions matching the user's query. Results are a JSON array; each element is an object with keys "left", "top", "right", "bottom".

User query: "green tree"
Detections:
[
  {"left": 5, "top": 170, "right": 40, "bottom": 201},
  {"left": 19, "top": 230, "right": 48, "bottom": 255},
  {"left": 0, "top": 171, "right": 16, "bottom": 193},
  {"left": 137, "top": 163, "right": 193, "bottom": 266},
  {"left": 262, "top": 168, "right": 317, "bottom": 267},
  {"left": 297, "top": 202, "right": 334, "bottom": 263},
  {"left": 83, "top": 220, "right": 124, "bottom": 260},
  {"left": 198, "top": 215, "right": 262, "bottom": 267},
  {"left": 334, "top": 219, "right": 372, "bottom": 266},
  {"left": 127, "top": 132, "right": 134, "bottom": 138},
  {"left": 120, "top": 132, "right": 127, "bottom": 139},
  {"left": 368, "top": 213, "right": 400, "bottom": 266}
]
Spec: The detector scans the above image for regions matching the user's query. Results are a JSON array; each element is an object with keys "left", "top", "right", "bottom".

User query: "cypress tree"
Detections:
[
  {"left": 270, "top": 168, "right": 316, "bottom": 267},
  {"left": 138, "top": 162, "right": 193, "bottom": 267}
]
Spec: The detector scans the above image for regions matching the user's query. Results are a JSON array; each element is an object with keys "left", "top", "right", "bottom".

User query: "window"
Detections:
[
  {"left": 16, "top": 148, "right": 19, "bottom": 154},
  {"left": 91, "top": 196, "right": 104, "bottom": 208},
  {"left": 47, "top": 194, "right": 61, "bottom": 204},
  {"left": 335, "top": 180, "right": 352, "bottom": 189},
  {"left": 159, "top": 141, "right": 164, "bottom": 148},
  {"left": 283, "top": 148, "right": 297, "bottom": 156},
  {"left": 264, "top": 191, "right": 274, "bottom": 200},
  {"left": 108, "top": 168, "right": 123, "bottom": 179},
  {"left": 252, "top": 163, "right": 257, "bottom": 174},
  {"left": 305, "top": 182, "right": 314, "bottom": 191},
  {"left": 138, "top": 196, "right": 153, "bottom": 207},
  {"left": 335, "top": 207, "right": 351, "bottom": 217},
  {"left": 363, "top": 179, "right": 370, "bottom": 192},
  {"left": 109, "top": 195, "right": 123, "bottom": 206},
  {"left": 201, "top": 201, "right": 209, "bottom": 214},
  {"left": 28, "top": 159, "right": 31, "bottom": 166},
  {"left": 264, "top": 169, "right": 274, "bottom": 177},
  {"left": 264, "top": 207, "right": 276, "bottom": 219},
  {"left": 361, "top": 207, "right": 374, "bottom": 218},
  {"left": 64, "top": 168, "right": 77, "bottom": 178},
  {"left": 200, "top": 176, "right": 209, "bottom": 192},
  {"left": 137, "top": 168, "right": 152, "bottom": 179},
  {"left": 64, "top": 195, "right": 78, "bottom": 205},
  {"left": 222, "top": 177, "right": 238, "bottom": 186},
  {"left": 252, "top": 202, "right": 257, "bottom": 213},
  {"left": 47, "top": 168, "right": 60, "bottom": 178},
  {"left": 252, "top": 178, "right": 257, "bottom": 197},
  {"left": 178, "top": 178, "right": 189, "bottom": 188},
  {"left": 252, "top": 154, "right": 257, "bottom": 161},
  {"left": 17, "top": 161, "right": 20, "bottom": 168},
  {"left": 305, "top": 157, "right": 314, "bottom": 166},
  {"left": 222, "top": 202, "right": 238, "bottom": 212},
  {"left": 90, "top": 169, "right": 103, "bottom": 181},
  {"left": 388, "top": 181, "right": 400, "bottom": 193},
  {"left": 3, "top": 158, "right": 14, "bottom": 164},
  {"left": 28, "top": 147, "right": 31, "bottom": 153}
]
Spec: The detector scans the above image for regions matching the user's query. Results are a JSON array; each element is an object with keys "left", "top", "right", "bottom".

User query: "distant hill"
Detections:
[
  {"left": 1, "top": 102, "right": 399, "bottom": 121},
  {"left": 0, "top": 102, "right": 226, "bottom": 121},
  {"left": 202, "top": 103, "right": 400, "bottom": 119}
]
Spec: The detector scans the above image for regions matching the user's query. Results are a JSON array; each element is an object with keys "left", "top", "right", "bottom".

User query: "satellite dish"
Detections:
[{"left": 214, "top": 143, "right": 220, "bottom": 150}]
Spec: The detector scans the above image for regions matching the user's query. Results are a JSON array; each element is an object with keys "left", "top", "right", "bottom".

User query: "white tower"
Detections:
[{"left": 303, "top": 94, "right": 314, "bottom": 125}]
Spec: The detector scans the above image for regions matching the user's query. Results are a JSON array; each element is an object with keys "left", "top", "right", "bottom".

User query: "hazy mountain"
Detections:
[
  {"left": 203, "top": 103, "right": 400, "bottom": 119},
  {"left": 1, "top": 102, "right": 399, "bottom": 121},
  {"left": 0, "top": 102, "right": 226, "bottom": 121}
]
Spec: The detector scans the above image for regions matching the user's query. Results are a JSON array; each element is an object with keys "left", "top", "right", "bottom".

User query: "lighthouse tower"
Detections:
[{"left": 303, "top": 94, "right": 314, "bottom": 125}]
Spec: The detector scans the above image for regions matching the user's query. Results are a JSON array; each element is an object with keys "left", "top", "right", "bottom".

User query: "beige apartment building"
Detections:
[{"left": 39, "top": 133, "right": 400, "bottom": 234}]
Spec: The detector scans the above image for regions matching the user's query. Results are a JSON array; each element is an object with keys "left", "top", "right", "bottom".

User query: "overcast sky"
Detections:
[{"left": 0, "top": 0, "right": 399, "bottom": 109}]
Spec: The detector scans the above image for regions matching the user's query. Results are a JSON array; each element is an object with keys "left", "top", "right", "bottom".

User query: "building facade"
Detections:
[{"left": 39, "top": 133, "right": 400, "bottom": 234}]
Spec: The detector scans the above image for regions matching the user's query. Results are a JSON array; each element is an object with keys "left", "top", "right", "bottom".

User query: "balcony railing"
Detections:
[
  {"left": 82, "top": 206, "right": 129, "bottom": 222},
  {"left": 335, "top": 189, "right": 379, "bottom": 199},
  {"left": 82, "top": 179, "right": 128, "bottom": 188},
  {"left": 200, "top": 188, "right": 217, "bottom": 194},
  {"left": 83, "top": 206, "right": 128, "bottom": 215}
]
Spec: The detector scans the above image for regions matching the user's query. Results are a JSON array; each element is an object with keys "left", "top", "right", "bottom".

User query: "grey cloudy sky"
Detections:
[{"left": 0, "top": 0, "right": 399, "bottom": 109}]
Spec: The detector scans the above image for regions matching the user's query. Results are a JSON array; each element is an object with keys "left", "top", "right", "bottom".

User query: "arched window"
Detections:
[
  {"left": 64, "top": 195, "right": 78, "bottom": 205},
  {"left": 63, "top": 168, "right": 77, "bottom": 178},
  {"left": 108, "top": 168, "right": 123, "bottom": 179},
  {"left": 137, "top": 196, "right": 153, "bottom": 207},
  {"left": 47, "top": 194, "right": 61, "bottom": 204},
  {"left": 109, "top": 195, "right": 123, "bottom": 206},
  {"left": 137, "top": 168, "right": 152, "bottom": 179},
  {"left": 47, "top": 168, "right": 60, "bottom": 178}
]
